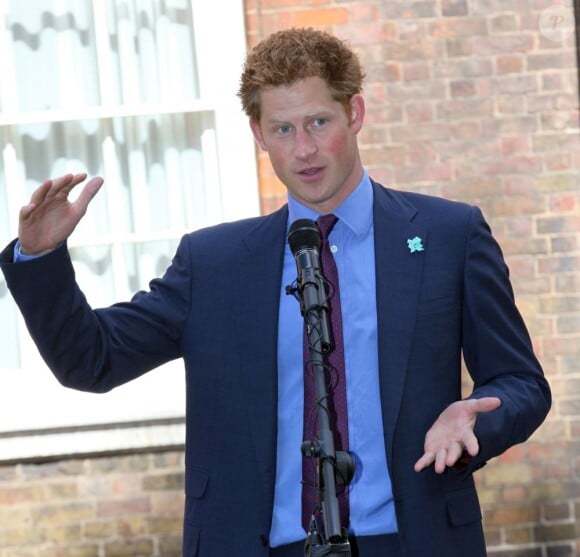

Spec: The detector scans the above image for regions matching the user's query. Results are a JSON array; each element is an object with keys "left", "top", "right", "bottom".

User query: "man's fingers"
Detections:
[
  {"left": 471, "top": 397, "right": 501, "bottom": 414},
  {"left": 445, "top": 441, "right": 465, "bottom": 467},
  {"left": 74, "top": 177, "right": 104, "bottom": 212},
  {"left": 414, "top": 452, "right": 435, "bottom": 472},
  {"left": 27, "top": 179, "right": 52, "bottom": 210}
]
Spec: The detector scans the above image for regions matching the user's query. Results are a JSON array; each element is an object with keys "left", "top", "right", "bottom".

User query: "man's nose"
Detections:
[{"left": 294, "top": 129, "right": 317, "bottom": 158}]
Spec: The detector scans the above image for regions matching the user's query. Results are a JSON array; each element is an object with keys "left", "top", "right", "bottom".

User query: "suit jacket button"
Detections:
[{"left": 260, "top": 534, "right": 268, "bottom": 547}]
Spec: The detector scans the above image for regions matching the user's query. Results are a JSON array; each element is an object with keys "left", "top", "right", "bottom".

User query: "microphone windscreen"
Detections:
[{"left": 288, "top": 219, "right": 321, "bottom": 255}]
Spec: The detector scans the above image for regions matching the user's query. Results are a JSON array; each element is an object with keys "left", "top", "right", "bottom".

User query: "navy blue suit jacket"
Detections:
[{"left": 1, "top": 181, "right": 551, "bottom": 556}]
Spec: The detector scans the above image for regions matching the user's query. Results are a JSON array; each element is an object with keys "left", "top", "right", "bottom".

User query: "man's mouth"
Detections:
[{"left": 298, "top": 167, "right": 323, "bottom": 177}]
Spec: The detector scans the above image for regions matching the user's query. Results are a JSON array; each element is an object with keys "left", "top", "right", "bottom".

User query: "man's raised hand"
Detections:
[{"left": 18, "top": 173, "right": 103, "bottom": 256}]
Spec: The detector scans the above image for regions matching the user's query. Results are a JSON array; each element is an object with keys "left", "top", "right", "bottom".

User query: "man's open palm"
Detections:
[
  {"left": 18, "top": 173, "right": 103, "bottom": 255},
  {"left": 414, "top": 397, "right": 501, "bottom": 474}
]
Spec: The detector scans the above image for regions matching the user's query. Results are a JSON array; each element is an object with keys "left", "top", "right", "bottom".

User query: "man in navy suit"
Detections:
[{"left": 1, "top": 28, "right": 550, "bottom": 556}]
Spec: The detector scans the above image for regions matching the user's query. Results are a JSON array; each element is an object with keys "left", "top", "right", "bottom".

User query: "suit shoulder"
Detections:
[
  {"left": 372, "top": 180, "right": 478, "bottom": 224},
  {"left": 182, "top": 205, "right": 288, "bottom": 245}
]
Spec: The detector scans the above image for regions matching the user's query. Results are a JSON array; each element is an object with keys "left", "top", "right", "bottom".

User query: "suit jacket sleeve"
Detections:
[
  {"left": 460, "top": 206, "right": 551, "bottom": 472},
  {"left": 0, "top": 237, "right": 192, "bottom": 393}
]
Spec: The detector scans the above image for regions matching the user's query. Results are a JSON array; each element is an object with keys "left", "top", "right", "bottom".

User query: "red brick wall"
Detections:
[
  {"left": 245, "top": 1, "right": 580, "bottom": 555},
  {"left": 0, "top": 452, "right": 185, "bottom": 557}
]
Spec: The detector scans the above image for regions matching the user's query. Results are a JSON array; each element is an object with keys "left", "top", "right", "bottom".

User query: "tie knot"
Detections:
[{"left": 316, "top": 214, "right": 338, "bottom": 240}]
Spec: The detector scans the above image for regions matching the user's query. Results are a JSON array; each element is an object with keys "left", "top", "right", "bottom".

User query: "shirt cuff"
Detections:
[{"left": 13, "top": 241, "right": 53, "bottom": 262}]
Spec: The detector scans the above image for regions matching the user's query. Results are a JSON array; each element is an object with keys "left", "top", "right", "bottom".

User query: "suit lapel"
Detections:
[
  {"left": 234, "top": 205, "right": 288, "bottom": 518},
  {"left": 372, "top": 182, "right": 426, "bottom": 466}
]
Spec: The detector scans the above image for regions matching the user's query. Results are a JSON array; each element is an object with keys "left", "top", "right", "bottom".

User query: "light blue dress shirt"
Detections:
[{"left": 270, "top": 171, "right": 397, "bottom": 546}]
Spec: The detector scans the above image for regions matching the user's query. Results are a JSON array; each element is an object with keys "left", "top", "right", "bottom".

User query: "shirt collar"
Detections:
[{"left": 287, "top": 170, "right": 373, "bottom": 237}]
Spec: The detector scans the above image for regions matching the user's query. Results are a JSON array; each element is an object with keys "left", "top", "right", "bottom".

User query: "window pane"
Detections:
[{"left": 3, "top": 0, "right": 199, "bottom": 112}]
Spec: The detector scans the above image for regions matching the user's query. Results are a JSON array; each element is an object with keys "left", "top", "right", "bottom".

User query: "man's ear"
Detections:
[
  {"left": 249, "top": 119, "right": 267, "bottom": 151},
  {"left": 349, "top": 94, "right": 365, "bottom": 133}
]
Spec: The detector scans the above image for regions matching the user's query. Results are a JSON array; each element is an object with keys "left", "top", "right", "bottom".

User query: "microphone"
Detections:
[{"left": 288, "top": 219, "right": 332, "bottom": 353}]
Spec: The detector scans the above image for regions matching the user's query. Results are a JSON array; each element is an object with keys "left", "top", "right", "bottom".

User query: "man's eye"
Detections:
[
  {"left": 313, "top": 118, "right": 326, "bottom": 127},
  {"left": 278, "top": 126, "right": 291, "bottom": 135}
]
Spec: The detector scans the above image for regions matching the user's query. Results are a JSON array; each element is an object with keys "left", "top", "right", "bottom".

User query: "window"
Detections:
[{"left": 0, "top": 0, "right": 259, "bottom": 461}]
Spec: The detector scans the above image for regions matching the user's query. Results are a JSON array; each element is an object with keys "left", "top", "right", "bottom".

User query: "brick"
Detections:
[
  {"left": 442, "top": 0, "right": 468, "bottom": 16},
  {"left": 430, "top": 18, "right": 488, "bottom": 38},
  {"left": 535, "top": 523, "right": 578, "bottom": 543},
  {"left": 97, "top": 497, "right": 150, "bottom": 518},
  {"left": 542, "top": 73, "right": 564, "bottom": 91},
  {"left": 539, "top": 296, "right": 580, "bottom": 314},
  {"left": 0, "top": 467, "right": 19, "bottom": 482},
  {"left": 40, "top": 546, "right": 100, "bottom": 557},
  {"left": 391, "top": 122, "right": 450, "bottom": 142},
  {"left": 542, "top": 501, "right": 573, "bottom": 522},
  {"left": 158, "top": 534, "right": 183, "bottom": 557},
  {"left": 450, "top": 121, "right": 482, "bottom": 139},
  {"left": 541, "top": 111, "right": 578, "bottom": 132},
  {"left": 104, "top": 539, "right": 154, "bottom": 557},
  {"left": 45, "top": 524, "right": 82, "bottom": 544},
  {"left": 117, "top": 516, "right": 147, "bottom": 537},
  {"left": 494, "top": 74, "right": 538, "bottom": 94},
  {"left": 360, "top": 126, "right": 390, "bottom": 145},
  {"left": 502, "top": 485, "right": 528, "bottom": 504},
  {"left": 2, "top": 525, "right": 47, "bottom": 547},
  {"left": 403, "top": 62, "right": 431, "bottom": 81},
  {"left": 395, "top": 163, "right": 453, "bottom": 183},
  {"left": 557, "top": 315, "right": 580, "bottom": 334},
  {"left": 147, "top": 516, "right": 182, "bottom": 535},
  {"left": 384, "top": 40, "right": 445, "bottom": 62},
  {"left": 501, "top": 136, "right": 530, "bottom": 155},
  {"left": 504, "top": 525, "right": 534, "bottom": 544},
  {"left": 152, "top": 451, "right": 183, "bottom": 469},
  {"left": 537, "top": 215, "right": 580, "bottom": 234},
  {"left": 497, "top": 95, "right": 526, "bottom": 114},
  {"left": 408, "top": 143, "right": 438, "bottom": 164},
  {"left": 554, "top": 275, "right": 580, "bottom": 294},
  {"left": 151, "top": 491, "right": 184, "bottom": 515},
  {"left": 32, "top": 503, "right": 95, "bottom": 527},
  {"left": 484, "top": 504, "right": 540, "bottom": 526},
  {"left": 361, "top": 145, "right": 407, "bottom": 166},
  {"left": 535, "top": 174, "right": 579, "bottom": 193},
  {"left": 44, "top": 482, "right": 78, "bottom": 499},
  {"left": 551, "top": 235, "right": 578, "bottom": 253},
  {"left": 528, "top": 52, "right": 577, "bottom": 71},
  {"left": 89, "top": 455, "right": 150, "bottom": 475},
  {"left": 487, "top": 194, "right": 546, "bottom": 216},
  {"left": 484, "top": 462, "right": 534, "bottom": 486},
  {"left": 476, "top": 34, "right": 536, "bottom": 55},
  {"left": 544, "top": 153, "right": 573, "bottom": 172},
  {"left": 20, "top": 460, "right": 85, "bottom": 480},
  {"left": 0, "top": 486, "right": 45, "bottom": 505},
  {"left": 83, "top": 520, "right": 115, "bottom": 539},
  {"left": 450, "top": 79, "right": 477, "bottom": 97},
  {"left": 497, "top": 55, "right": 524, "bottom": 74},
  {"left": 538, "top": 255, "right": 580, "bottom": 274},
  {"left": 142, "top": 472, "right": 184, "bottom": 491},
  {"left": 487, "top": 549, "right": 541, "bottom": 557},
  {"left": 289, "top": 8, "right": 349, "bottom": 27},
  {"left": 482, "top": 115, "right": 538, "bottom": 136},
  {"left": 490, "top": 13, "right": 519, "bottom": 32},
  {"left": 533, "top": 133, "right": 578, "bottom": 153},
  {"left": 338, "top": 22, "right": 398, "bottom": 45},
  {"left": 446, "top": 38, "right": 473, "bottom": 57}
]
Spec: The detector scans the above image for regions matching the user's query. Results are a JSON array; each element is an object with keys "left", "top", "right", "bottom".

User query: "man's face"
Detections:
[{"left": 250, "top": 76, "right": 365, "bottom": 214}]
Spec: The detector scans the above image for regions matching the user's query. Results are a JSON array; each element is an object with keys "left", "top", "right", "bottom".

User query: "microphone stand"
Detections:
[{"left": 291, "top": 266, "right": 354, "bottom": 557}]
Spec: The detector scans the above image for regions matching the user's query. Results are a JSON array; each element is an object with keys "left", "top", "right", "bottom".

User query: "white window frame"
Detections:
[{"left": 0, "top": 0, "right": 259, "bottom": 462}]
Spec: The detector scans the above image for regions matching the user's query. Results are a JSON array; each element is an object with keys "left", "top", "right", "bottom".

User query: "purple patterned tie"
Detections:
[{"left": 302, "top": 214, "right": 349, "bottom": 533}]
